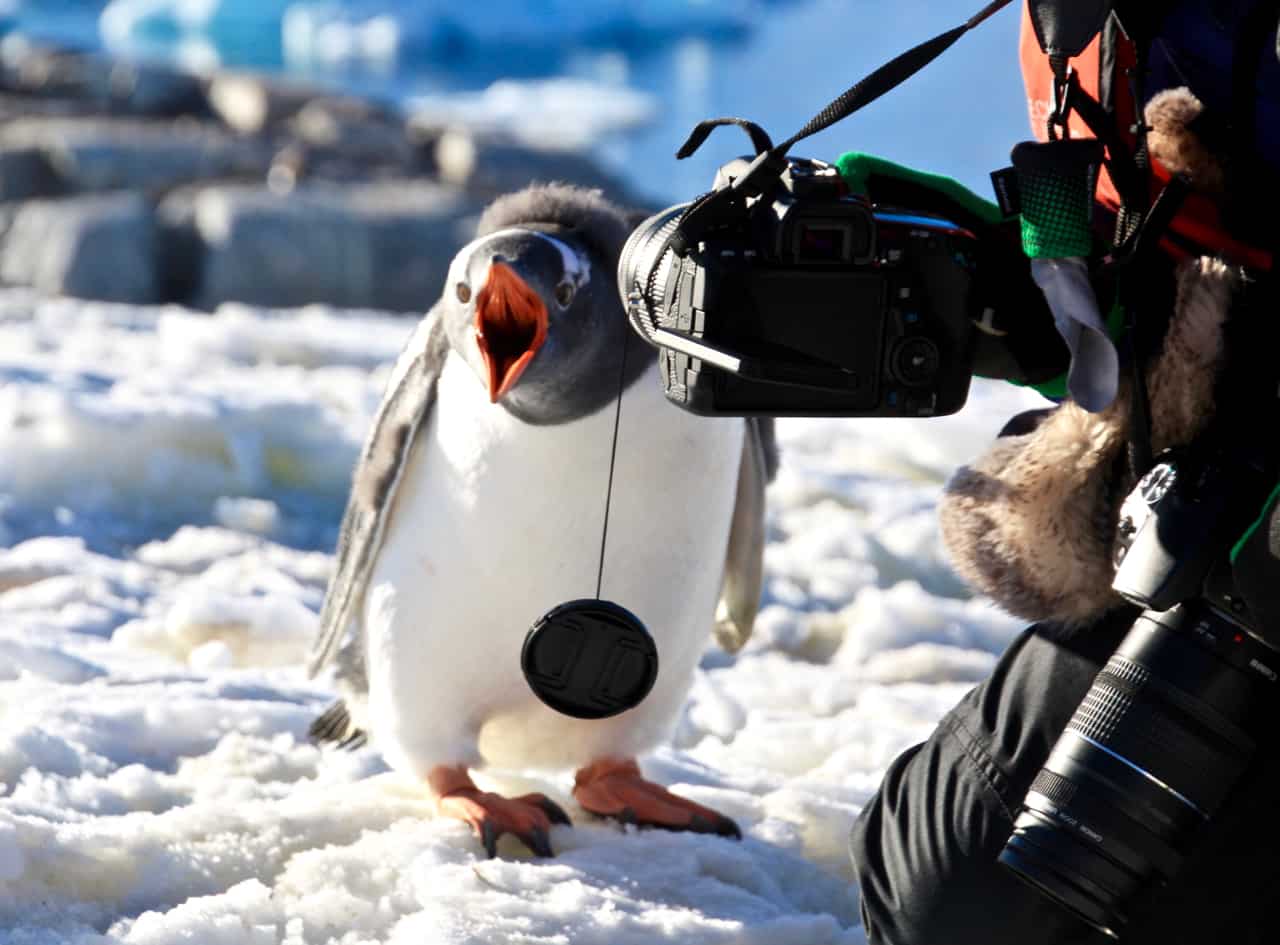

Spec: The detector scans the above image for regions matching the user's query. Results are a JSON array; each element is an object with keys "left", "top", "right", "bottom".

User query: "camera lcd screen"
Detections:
[{"left": 719, "top": 269, "right": 887, "bottom": 409}]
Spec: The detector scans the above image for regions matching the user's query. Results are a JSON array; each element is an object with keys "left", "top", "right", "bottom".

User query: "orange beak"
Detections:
[{"left": 474, "top": 261, "right": 549, "bottom": 403}]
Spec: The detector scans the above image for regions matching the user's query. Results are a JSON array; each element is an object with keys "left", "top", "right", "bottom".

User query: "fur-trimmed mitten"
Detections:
[
  {"left": 937, "top": 86, "right": 1247, "bottom": 629},
  {"left": 939, "top": 257, "right": 1239, "bottom": 627}
]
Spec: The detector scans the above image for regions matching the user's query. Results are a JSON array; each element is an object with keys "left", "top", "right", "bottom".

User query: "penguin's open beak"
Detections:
[{"left": 474, "top": 261, "right": 549, "bottom": 403}]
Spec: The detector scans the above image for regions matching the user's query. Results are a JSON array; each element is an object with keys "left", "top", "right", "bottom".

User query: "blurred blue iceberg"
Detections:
[
  {"left": 101, "top": 0, "right": 296, "bottom": 68},
  {"left": 99, "top": 0, "right": 758, "bottom": 72}
]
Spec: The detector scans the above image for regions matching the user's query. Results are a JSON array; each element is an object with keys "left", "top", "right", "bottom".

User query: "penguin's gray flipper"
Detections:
[
  {"left": 307, "top": 307, "right": 451, "bottom": 687},
  {"left": 713, "top": 417, "right": 776, "bottom": 653}
]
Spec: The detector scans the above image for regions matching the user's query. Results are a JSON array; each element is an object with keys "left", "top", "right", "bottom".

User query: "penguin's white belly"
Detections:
[{"left": 364, "top": 351, "right": 744, "bottom": 777}]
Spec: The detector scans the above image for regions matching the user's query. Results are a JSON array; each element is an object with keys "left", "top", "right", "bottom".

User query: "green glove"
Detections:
[
  {"left": 833, "top": 151, "right": 1005, "bottom": 226},
  {"left": 832, "top": 150, "right": 1071, "bottom": 395}
]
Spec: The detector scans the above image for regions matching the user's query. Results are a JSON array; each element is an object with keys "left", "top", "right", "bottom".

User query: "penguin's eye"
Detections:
[
  {"left": 554, "top": 281, "right": 576, "bottom": 308},
  {"left": 456, "top": 282, "right": 472, "bottom": 304}
]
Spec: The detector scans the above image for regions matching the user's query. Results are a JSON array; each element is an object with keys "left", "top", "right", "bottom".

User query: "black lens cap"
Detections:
[{"left": 521, "top": 599, "right": 658, "bottom": 720}]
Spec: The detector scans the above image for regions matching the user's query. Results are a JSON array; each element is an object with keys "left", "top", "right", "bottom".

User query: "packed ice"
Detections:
[{"left": 404, "top": 79, "right": 656, "bottom": 151}]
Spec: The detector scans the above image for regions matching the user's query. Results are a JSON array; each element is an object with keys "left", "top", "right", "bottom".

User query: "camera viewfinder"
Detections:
[{"left": 797, "top": 223, "right": 849, "bottom": 262}]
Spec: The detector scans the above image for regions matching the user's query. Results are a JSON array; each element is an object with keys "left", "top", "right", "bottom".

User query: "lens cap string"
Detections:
[
  {"left": 521, "top": 322, "right": 657, "bottom": 720},
  {"left": 595, "top": 318, "right": 631, "bottom": 598}
]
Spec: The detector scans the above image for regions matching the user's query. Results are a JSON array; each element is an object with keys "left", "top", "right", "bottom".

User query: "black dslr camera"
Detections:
[
  {"left": 617, "top": 152, "right": 980, "bottom": 418},
  {"left": 614, "top": 0, "right": 1069, "bottom": 419}
]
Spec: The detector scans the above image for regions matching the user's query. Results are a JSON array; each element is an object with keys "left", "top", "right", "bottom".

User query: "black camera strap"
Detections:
[
  {"left": 679, "top": 0, "right": 1173, "bottom": 179},
  {"left": 677, "top": 118, "right": 773, "bottom": 162},
  {"left": 678, "top": 0, "right": 1017, "bottom": 163},
  {"left": 773, "top": 0, "right": 1017, "bottom": 156},
  {"left": 669, "top": 0, "right": 1018, "bottom": 252}
]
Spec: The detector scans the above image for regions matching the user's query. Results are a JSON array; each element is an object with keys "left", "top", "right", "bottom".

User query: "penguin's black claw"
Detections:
[
  {"left": 477, "top": 819, "right": 557, "bottom": 858},
  {"left": 701, "top": 814, "right": 742, "bottom": 840},
  {"left": 528, "top": 826, "right": 554, "bottom": 858},
  {"left": 481, "top": 820, "right": 500, "bottom": 859},
  {"left": 533, "top": 796, "right": 572, "bottom": 827},
  {"left": 438, "top": 785, "right": 571, "bottom": 859}
]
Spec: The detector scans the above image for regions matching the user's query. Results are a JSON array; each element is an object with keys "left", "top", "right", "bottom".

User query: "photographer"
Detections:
[
  {"left": 850, "top": 3, "right": 1280, "bottom": 943},
  {"left": 618, "top": 0, "right": 1280, "bottom": 938}
]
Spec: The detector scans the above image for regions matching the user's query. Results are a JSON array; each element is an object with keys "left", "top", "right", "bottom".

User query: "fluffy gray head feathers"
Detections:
[{"left": 476, "top": 184, "right": 633, "bottom": 267}]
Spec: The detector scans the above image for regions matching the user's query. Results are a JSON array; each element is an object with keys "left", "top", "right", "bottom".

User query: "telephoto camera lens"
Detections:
[{"left": 999, "top": 602, "right": 1280, "bottom": 939}]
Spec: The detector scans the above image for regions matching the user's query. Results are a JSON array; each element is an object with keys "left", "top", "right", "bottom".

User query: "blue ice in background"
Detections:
[{"left": 0, "top": 0, "right": 1030, "bottom": 206}]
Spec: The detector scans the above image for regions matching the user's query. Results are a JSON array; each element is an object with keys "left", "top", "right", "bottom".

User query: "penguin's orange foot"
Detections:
[
  {"left": 428, "top": 766, "right": 571, "bottom": 858},
  {"left": 572, "top": 758, "right": 741, "bottom": 839}
]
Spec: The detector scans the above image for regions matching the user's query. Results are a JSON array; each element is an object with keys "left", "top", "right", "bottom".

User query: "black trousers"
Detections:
[{"left": 850, "top": 610, "right": 1280, "bottom": 944}]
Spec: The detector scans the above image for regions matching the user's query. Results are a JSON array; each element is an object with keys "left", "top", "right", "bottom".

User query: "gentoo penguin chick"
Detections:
[{"left": 308, "top": 183, "right": 777, "bottom": 858}]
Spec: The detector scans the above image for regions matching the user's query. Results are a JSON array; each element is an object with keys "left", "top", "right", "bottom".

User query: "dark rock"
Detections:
[
  {"left": 189, "top": 182, "right": 476, "bottom": 312},
  {"left": 290, "top": 97, "right": 416, "bottom": 170},
  {"left": 432, "top": 129, "right": 641, "bottom": 207},
  {"left": 104, "top": 62, "right": 211, "bottom": 118},
  {"left": 0, "top": 147, "right": 62, "bottom": 201},
  {"left": 0, "top": 40, "right": 209, "bottom": 117},
  {"left": 0, "top": 194, "right": 158, "bottom": 303},
  {"left": 208, "top": 75, "right": 315, "bottom": 136},
  {"left": 0, "top": 92, "right": 96, "bottom": 122},
  {"left": 154, "top": 188, "right": 205, "bottom": 303},
  {"left": 191, "top": 187, "right": 350, "bottom": 309},
  {"left": 0, "top": 40, "right": 98, "bottom": 99},
  {"left": 350, "top": 183, "right": 479, "bottom": 313},
  {"left": 0, "top": 203, "right": 19, "bottom": 244},
  {"left": 0, "top": 117, "right": 268, "bottom": 193},
  {"left": 0, "top": 41, "right": 647, "bottom": 310}
]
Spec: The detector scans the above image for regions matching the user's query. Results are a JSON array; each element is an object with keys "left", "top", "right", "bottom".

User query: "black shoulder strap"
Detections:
[
  {"left": 772, "top": 0, "right": 1013, "bottom": 156},
  {"left": 1027, "top": 0, "right": 1114, "bottom": 66}
]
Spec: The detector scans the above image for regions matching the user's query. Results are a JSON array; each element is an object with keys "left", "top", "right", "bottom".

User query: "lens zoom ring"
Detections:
[
  {"left": 1066, "top": 678, "right": 1246, "bottom": 813},
  {"left": 1071, "top": 681, "right": 1226, "bottom": 766},
  {"left": 1029, "top": 769, "right": 1079, "bottom": 808},
  {"left": 1100, "top": 657, "right": 1150, "bottom": 695},
  {"left": 1103, "top": 653, "right": 1255, "bottom": 753}
]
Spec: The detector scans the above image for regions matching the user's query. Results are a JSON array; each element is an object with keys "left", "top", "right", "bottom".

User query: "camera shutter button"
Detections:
[{"left": 891, "top": 337, "right": 940, "bottom": 386}]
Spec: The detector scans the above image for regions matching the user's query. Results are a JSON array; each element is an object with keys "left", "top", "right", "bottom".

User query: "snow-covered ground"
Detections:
[{"left": 0, "top": 289, "right": 1047, "bottom": 944}]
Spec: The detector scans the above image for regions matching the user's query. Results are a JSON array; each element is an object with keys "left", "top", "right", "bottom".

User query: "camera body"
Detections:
[
  {"left": 1111, "top": 449, "right": 1246, "bottom": 614},
  {"left": 618, "top": 156, "right": 978, "bottom": 417}
]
